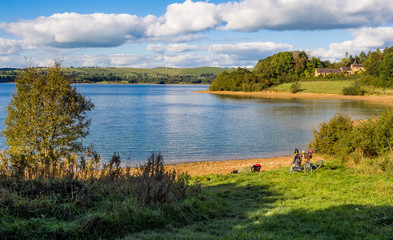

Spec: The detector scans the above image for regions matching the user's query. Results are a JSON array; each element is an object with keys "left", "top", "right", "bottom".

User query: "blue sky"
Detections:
[{"left": 0, "top": 0, "right": 393, "bottom": 68}]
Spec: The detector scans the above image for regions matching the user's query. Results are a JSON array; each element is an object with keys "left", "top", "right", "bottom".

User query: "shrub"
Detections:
[
  {"left": 310, "top": 110, "right": 393, "bottom": 173},
  {"left": 135, "top": 152, "right": 199, "bottom": 205},
  {"left": 342, "top": 81, "right": 366, "bottom": 95},
  {"left": 309, "top": 113, "right": 353, "bottom": 155},
  {"left": 290, "top": 82, "right": 302, "bottom": 93}
]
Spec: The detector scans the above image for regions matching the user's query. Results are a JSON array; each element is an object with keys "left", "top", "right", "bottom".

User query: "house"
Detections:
[
  {"left": 340, "top": 67, "right": 353, "bottom": 74},
  {"left": 314, "top": 68, "right": 342, "bottom": 76},
  {"left": 315, "top": 64, "right": 364, "bottom": 77},
  {"left": 351, "top": 64, "right": 365, "bottom": 72}
]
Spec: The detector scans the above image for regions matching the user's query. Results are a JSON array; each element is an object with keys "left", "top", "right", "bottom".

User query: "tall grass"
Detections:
[{"left": 0, "top": 151, "right": 215, "bottom": 239}]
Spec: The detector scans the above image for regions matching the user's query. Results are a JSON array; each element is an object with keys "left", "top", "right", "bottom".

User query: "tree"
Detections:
[
  {"left": 379, "top": 52, "right": 393, "bottom": 87},
  {"left": 2, "top": 62, "right": 94, "bottom": 162}
]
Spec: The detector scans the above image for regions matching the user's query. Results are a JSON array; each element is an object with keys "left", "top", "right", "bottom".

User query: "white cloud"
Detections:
[
  {"left": 219, "top": 0, "right": 393, "bottom": 31},
  {"left": 209, "top": 42, "right": 293, "bottom": 60},
  {"left": 61, "top": 54, "right": 150, "bottom": 68},
  {"left": 147, "top": 0, "right": 221, "bottom": 36},
  {"left": 148, "top": 41, "right": 293, "bottom": 67},
  {"left": 146, "top": 43, "right": 201, "bottom": 53},
  {"left": 311, "top": 27, "right": 393, "bottom": 60},
  {"left": 0, "top": 38, "right": 23, "bottom": 55},
  {"left": 2, "top": 12, "right": 149, "bottom": 48},
  {"left": 1, "top": 0, "right": 393, "bottom": 50}
]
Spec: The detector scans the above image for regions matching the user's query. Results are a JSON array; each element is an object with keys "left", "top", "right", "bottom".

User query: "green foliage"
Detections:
[
  {"left": 309, "top": 113, "right": 354, "bottom": 156},
  {"left": 1, "top": 62, "right": 94, "bottom": 179},
  {"left": 310, "top": 110, "right": 393, "bottom": 171},
  {"left": 290, "top": 82, "right": 301, "bottom": 93},
  {"left": 342, "top": 81, "right": 366, "bottom": 95},
  {"left": 254, "top": 51, "right": 306, "bottom": 79},
  {"left": 362, "top": 46, "right": 393, "bottom": 88},
  {"left": 209, "top": 68, "right": 270, "bottom": 91},
  {"left": 0, "top": 153, "right": 209, "bottom": 239}
]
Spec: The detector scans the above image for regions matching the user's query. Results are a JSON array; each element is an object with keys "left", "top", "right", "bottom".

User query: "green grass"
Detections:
[
  {"left": 124, "top": 161, "right": 393, "bottom": 239},
  {"left": 273, "top": 80, "right": 393, "bottom": 96},
  {"left": 273, "top": 80, "right": 354, "bottom": 94}
]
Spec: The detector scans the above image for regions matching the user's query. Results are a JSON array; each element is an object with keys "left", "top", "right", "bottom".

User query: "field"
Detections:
[
  {"left": 273, "top": 80, "right": 354, "bottom": 94},
  {"left": 274, "top": 80, "right": 393, "bottom": 96},
  {"left": 124, "top": 160, "right": 393, "bottom": 239}
]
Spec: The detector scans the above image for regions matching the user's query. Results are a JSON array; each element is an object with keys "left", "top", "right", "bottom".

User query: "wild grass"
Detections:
[
  {"left": 125, "top": 160, "right": 393, "bottom": 239},
  {"left": 0, "top": 152, "right": 215, "bottom": 240}
]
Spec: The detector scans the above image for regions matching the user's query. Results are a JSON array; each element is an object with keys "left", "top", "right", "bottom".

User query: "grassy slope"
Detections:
[
  {"left": 273, "top": 80, "right": 393, "bottom": 96},
  {"left": 125, "top": 161, "right": 393, "bottom": 239},
  {"left": 273, "top": 80, "right": 353, "bottom": 94}
]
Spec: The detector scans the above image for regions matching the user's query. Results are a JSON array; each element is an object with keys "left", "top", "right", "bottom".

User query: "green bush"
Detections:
[
  {"left": 342, "top": 81, "right": 366, "bottom": 95},
  {"left": 309, "top": 113, "right": 353, "bottom": 155},
  {"left": 310, "top": 110, "right": 393, "bottom": 173},
  {"left": 290, "top": 82, "right": 301, "bottom": 93}
]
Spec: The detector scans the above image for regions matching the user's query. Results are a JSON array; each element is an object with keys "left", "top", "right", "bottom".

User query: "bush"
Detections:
[
  {"left": 310, "top": 110, "right": 393, "bottom": 173},
  {"left": 309, "top": 113, "right": 353, "bottom": 156},
  {"left": 342, "top": 81, "right": 366, "bottom": 95},
  {"left": 290, "top": 82, "right": 302, "bottom": 93}
]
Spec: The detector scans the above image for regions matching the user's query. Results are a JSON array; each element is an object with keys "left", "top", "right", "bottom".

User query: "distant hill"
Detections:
[{"left": 0, "top": 67, "right": 233, "bottom": 84}]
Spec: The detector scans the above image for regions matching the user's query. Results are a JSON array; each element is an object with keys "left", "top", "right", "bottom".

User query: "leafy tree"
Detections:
[
  {"left": 378, "top": 52, "right": 393, "bottom": 86},
  {"left": 2, "top": 62, "right": 94, "bottom": 162}
]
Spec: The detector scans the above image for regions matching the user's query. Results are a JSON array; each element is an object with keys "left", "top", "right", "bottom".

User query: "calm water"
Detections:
[{"left": 0, "top": 83, "right": 390, "bottom": 165}]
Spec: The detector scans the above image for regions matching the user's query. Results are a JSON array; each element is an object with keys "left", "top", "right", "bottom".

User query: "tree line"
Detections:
[
  {"left": 0, "top": 68, "right": 217, "bottom": 84},
  {"left": 210, "top": 48, "right": 393, "bottom": 92}
]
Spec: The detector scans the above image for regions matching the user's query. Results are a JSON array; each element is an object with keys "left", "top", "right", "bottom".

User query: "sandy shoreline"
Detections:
[
  {"left": 196, "top": 90, "right": 393, "bottom": 105},
  {"left": 161, "top": 155, "right": 324, "bottom": 176}
]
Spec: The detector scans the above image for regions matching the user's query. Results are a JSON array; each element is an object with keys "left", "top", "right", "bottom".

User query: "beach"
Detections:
[
  {"left": 162, "top": 155, "right": 324, "bottom": 176},
  {"left": 196, "top": 90, "right": 393, "bottom": 105}
]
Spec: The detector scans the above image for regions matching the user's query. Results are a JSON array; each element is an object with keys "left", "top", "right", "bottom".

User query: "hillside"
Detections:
[{"left": 0, "top": 67, "right": 231, "bottom": 84}]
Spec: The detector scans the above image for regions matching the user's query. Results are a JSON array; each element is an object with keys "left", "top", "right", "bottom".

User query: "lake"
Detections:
[{"left": 0, "top": 83, "right": 390, "bottom": 165}]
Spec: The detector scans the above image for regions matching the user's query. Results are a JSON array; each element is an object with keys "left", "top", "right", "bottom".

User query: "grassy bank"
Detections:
[
  {"left": 273, "top": 80, "right": 353, "bottom": 94},
  {"left": 273, "top": 80, "right": 393, "bottom": 96},
  {"left": 125, "top": 160, "right": 393, "bottom": 239}
]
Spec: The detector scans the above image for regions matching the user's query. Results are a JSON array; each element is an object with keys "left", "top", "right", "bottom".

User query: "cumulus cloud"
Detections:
[
  {"left": 1, "top": 12, "right": 150, "bottom": 48},
  {"left": 311, "top": 27, "right": 393, "bottom": 60},
  {"left": 2, "top": 0, "right": 393, "bottom": 49},
  {"left": 147, "top": 0, "right": 221, "bottom": 36},
  {"left": 0, "top": 38, "right": 23, "bottom": 55},
  {"left": 219, "top": 0, "right": 393, "bottom": 31}
]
